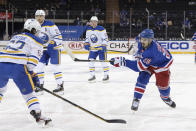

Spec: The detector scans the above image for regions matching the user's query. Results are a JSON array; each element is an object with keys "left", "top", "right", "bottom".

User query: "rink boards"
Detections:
[{"left": 0, "top": 40, "right": 195, "bottom": 54}]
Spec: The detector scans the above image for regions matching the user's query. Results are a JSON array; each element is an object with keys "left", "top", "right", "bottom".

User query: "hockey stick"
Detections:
[{"left": 39, "top": 86, "right": 127, "bottom": 124}]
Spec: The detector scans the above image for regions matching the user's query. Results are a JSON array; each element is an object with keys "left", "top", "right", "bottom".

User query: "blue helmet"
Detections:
[{"left": 140, "top": 29, "right": 154, "bottom": 39}]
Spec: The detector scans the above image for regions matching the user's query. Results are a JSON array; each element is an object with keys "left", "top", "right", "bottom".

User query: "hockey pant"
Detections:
[
  {"left": 133, "top": 70, "right": 171, "bottom": 100},
  {"left": 88, "top": 50, "right": 109, "bottom": 77},
  {"left": 0, "top": 63, "right": 41, "bottom": 111}
]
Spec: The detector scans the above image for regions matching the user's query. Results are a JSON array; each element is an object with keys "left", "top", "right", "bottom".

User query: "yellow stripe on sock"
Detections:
[{"left": 27, "top": 98, "right": 39, "bottom": 107}]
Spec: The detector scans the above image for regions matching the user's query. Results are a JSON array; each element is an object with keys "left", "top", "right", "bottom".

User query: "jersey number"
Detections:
[
  {"left": 157, "top": 43, "right": 170, "bottom": 59},
  {"left": 6, "top": 40, "right": 25, "bottom": 50}
]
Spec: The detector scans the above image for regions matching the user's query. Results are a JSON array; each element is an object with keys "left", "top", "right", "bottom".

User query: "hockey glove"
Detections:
[
  {"left": 100, "top": 46, "right": 106, "bottom": 52},
  {"left": 47, "top": 40, "right": 56, "bottom": 50},
  {"left": 29, "top": 71, "right": 40, "bottom": 87},
  {"left": 84, "top": 44, "right": 90, "bottom": 50},
  {"left": 110, "top": 57, "right": 126, "bottom": 67}
]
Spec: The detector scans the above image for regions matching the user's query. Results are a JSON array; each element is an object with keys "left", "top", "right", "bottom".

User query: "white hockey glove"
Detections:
[{"left": 110, "top": 57, "right": 126, "bottom": 67}]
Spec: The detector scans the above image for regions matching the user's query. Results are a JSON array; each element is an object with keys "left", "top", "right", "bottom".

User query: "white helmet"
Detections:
[
  {"left": 90, "top": 16, "right": 98, "bottom": 21},
  {"left": 35, "top": 10, "right": 45, "bottom": 16},
  {"left": 24, "top": 19, "right": 41, "bottom": 32}
]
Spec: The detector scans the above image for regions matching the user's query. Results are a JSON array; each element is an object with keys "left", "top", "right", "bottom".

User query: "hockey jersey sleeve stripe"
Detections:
[
  {"left": 28, "top": 57, "right": 39, "bottom": 64},
  {"left": 42, "top": 25, "right": 55, "bottom": 27},
  {"left": 137, "top": 60, "right": 147, "bottom": 71},
  {"left": 29, "top": 55, "right": 39, "bottom": 61},
  {"left": 0, "top": 52, "right": 26, "bottom": 57},
  {"left": 0, "top": 55, "right": 28, "bottom": 61},
  {"left": 1, "top": 50, "right": 23, "bottom": 54},
  {"left": 27, "top": 62, "right": 37, "bottom": 67}
]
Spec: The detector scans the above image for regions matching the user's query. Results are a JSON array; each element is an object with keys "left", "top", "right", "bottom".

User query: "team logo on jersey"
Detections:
[
  {"left": 90, "top": 34, "right": 98, "bottom": 43},
  {"left": 143, "top": 58, "right": 151, "bottom": 65},
  {"left": 39, "top": 32, "right": 49, "bottom": 44}
]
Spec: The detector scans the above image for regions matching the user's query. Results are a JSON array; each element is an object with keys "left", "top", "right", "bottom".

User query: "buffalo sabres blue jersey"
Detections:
[
  {"left": 39, "top": 20, "right": 63, "bottom": 50},
  {"left": 85, "top": 25, "right": 108, "bottom": 50},
  {"left": 0, "top": 32, "right": 44, "bottom": 71},
  {"left": 135, "top": 40, "right": 173, "bottom": 73}
]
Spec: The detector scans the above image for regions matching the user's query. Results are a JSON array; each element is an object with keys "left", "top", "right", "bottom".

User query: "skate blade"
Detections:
[
  {"left": 102, "top": 80, "right": 109, "bottom": 83},
  {"left": 37, "top": 119, "right": 53, "bottom": 128},
  {"left": 88, "top": 80, "right": 96, "bottom": 83}
]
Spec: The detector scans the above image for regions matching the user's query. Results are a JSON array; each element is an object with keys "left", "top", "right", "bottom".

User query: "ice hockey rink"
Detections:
[{"left": 0, "top": 53, "right": 196, "bottom": 131}]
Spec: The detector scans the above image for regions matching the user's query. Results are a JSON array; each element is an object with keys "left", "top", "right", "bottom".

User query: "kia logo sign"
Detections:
[{"left": 68, "top": 42, "right": 84, "bottom": 50}]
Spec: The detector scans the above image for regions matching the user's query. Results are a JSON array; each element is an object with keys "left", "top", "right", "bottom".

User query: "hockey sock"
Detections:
[
  {"left": 159, "top": 86, "right": 171, "bottom": 100},
  {"left": 101, "top": 62, "right": 109, "bottom": 76},
  {"left": 89, "top": 61, "right": 95, "bottom": 76},
  {"left": 134, "top": 82, "right": 146, "bottom": 100},
  {"left": 23, "top": 93, "right": 40, "bottom": 111},
  {"left": 37, "top": 72, "right": 45, "bottom": 85},
  {"left": 54, "top": 72, "right": 63, "bottom": 85}
]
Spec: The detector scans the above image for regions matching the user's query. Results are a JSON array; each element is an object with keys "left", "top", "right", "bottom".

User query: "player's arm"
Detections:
[
  {"left": 27, "top": 42, "right": 43, "bottom": 71},
  {"left": 110, "top": 56, "right": 151, "bottom": 72},
  {"left": 48, "top": 25, "right": 63, "bottom": 50},
  {"left": 83, "top": 30, "right": 91, "bottom": 50},
  {"left": 99, "top": 29, "right": 109, "bottom": 51}
]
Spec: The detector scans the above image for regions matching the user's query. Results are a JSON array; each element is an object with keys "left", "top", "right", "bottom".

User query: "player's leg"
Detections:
[
  {"left": 88, "top": 51, "right": 98, "bottom": 82},
  {"left": 155, "top": 70, "right": 176, "bottom": 108},
  {"left": 99, "top": 51, "right": 109, "bottom": 81},
  {"left": 131, "top": 71, "right": 151, "bottom": 111},
  {"left": 13, "top": 65, "right": 52, "bottom": 125},
  {"left": 50, "top": 50, "right": 64, "bottom": 94},
  {"left": 35, "top": 51, "right": 50, "bottom": 94},
  {"left": 0, "top": 63, "right": 9, "bottom": 103}
]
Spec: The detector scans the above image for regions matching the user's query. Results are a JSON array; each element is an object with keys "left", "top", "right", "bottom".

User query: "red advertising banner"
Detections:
[{"left": 0, "top": 12, "right": 12, "bottom": 20}]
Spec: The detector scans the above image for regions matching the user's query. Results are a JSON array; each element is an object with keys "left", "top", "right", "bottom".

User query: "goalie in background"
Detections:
[
  {"left": 0, "top": 19, "right": 52, "bottom": 126},
  {"left": 84, "top": 16, "right": 109, "bottom": 82},
  {"left": 110, "top": 29, "right": 176, "bottom": 111}
]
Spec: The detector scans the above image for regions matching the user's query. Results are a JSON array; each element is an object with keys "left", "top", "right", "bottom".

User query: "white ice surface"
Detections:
[{"left": 0, "top": 54, "right": 196, "bottom": 131}]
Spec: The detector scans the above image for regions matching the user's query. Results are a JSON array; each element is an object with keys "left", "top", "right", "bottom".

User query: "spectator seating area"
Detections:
[{"left": 0, "top": 0, "right": 196, "bottom": 40}]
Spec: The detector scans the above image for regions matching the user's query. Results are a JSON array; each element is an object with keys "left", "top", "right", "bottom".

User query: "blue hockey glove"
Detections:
[
  {"left": 84, "top": 44, "right": 90, "bottom": 50},
  {"left": 110, "top": 57, "right": 126, "bottom": 67},
  {"left": 100, "top": 46, "right": 106, "bottom": 52},
  {"left": 29, "top": 71, "right": 40, "bottom": 87},
  {"left": 47, "top": 40, "right": 56, "bottom": 50}
]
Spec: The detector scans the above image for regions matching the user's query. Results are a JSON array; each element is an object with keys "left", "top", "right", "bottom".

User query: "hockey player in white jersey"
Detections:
[
  {"left": 84, "top": 16, "right": 109, "bottom": 82},
  {"left": 34, "top": 10, "right": 64, "bottom": 94},
  {"left": 0, "top": 19, "right": 52, "bottom": 126}
]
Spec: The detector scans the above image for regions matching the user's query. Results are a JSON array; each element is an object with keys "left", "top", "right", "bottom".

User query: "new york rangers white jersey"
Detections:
[
  {"left": 85, "top": 25, "right": 108, "bottom": 50},
  {"left": 39, "top": 20, "right": 63, "bottom": 50},
  {"left": 0, "top": 32, "right": 44, "bottom": 71}
]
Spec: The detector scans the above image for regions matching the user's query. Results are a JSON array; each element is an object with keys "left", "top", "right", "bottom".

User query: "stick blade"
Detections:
[{"left": 105, "top": 119, "right": 127, "bottom": 124}]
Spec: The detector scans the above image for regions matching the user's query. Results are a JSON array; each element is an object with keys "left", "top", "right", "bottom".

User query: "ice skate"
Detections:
[
  {"left": 35, "top": 84, "right": 44, "bottom": 95},
  {"left": 102, "top": 75, "right": 109, "bottom": 83},
  {"left": 53, "top": 82, "right": 64, "bottom": 95},
  {"left": 88, "top": 75, "right": 96, "bottom": 83},
  {"left": 131, "top": 98, "right": 140, "bottom": 111},
  {"left": 30, "top": 110, "right": 52, "bottom": 127},
  {"left": 162, "top": 97, "right": 176, "bottom": 108}
]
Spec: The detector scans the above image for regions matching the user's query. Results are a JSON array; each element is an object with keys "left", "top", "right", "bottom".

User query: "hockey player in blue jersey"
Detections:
[
  {"left": 84, "top": 16, "right": 109, "bottom": 82},
  {"left": 192, "top": 32, "right": 196, "bottom": 63},
  {"left": 110, "top": 29, "right": 176, "bottom": 111},
  {"left": 0, "top": 19, "right": 52, "bottom": 125},
  {"left": 34, "top": 10, "right": 64, "bottom": 95}
]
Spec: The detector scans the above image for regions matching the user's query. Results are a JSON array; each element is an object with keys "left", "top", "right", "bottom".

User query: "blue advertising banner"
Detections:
[{"left": 58, "top": 26, "right": 87, "bottom": 40}]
